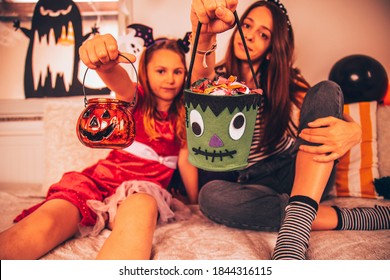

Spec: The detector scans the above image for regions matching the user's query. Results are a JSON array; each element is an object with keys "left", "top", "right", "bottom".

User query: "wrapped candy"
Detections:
[{"left": 190, "top": 76, "right": 262, "bottom": 96}]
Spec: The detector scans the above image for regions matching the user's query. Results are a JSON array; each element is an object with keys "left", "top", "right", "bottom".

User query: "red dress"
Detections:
[{"left": 15, "top": 87, "right": 181, "bottom": 228}]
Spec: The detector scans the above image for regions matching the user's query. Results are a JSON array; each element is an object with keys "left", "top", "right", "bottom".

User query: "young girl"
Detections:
[
  {"left": 190, "top": 0, "right": 389, "bottom": 259},
  {"left": 0, "top": 34, "right": 198, "bottom": 260}
]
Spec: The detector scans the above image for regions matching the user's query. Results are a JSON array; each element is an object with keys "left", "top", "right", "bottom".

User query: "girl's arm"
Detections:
[
  {"left": 189, "top": 0, "right": 237, "bottom": 83},
  {"left": 190, "top": 32, "right": 217, "bottom": 83},
  {"left": 95, "top": 64, "right": 136, "bottom": 103},
  {"left": 79, "top": 33, "right": 137, "bottom": 103},
  {"left": 177, "top": 144, "right": 199, "bottom": 204}
]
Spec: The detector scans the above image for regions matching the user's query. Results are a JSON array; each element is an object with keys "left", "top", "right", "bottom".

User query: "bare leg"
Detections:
[
  {"left": 279, "top": 149, "right": 389, "bottom": 236},
  {"left": 293, "top": 151, "right": 339, "bottom": 230},
  {"left": 96, "top": 193, "right": 158, "bottom": 260},
  {"left": 290, "top": 151, "right": 333, "bottom": 202},
  {"left": 312, "top": 205, "right": 338, "bottom": 230},
  {"left": 0, "top": 199, "right": 81, "bottom": 260}
]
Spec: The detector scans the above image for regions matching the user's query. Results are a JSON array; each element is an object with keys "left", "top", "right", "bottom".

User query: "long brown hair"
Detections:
[
  {"left": 218, "top": 1, "right": 310, "bottom": 154},
  {"left": 137, "top": 39, "right": 187, "bottom": 147}
]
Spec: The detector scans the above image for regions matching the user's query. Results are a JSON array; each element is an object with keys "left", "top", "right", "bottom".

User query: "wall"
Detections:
[
  {"left": 288, "top": 0, "right": 390, "bottom": 85},
  {"left": 130, "top": 0, "right": 390, "bottom": 85}
]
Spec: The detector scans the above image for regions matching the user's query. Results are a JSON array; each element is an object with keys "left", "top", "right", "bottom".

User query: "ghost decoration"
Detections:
[
  {"left": 13, "top": 0, "right": 109, "bottom": 98},
  {"left": 184, "top": 90, "right": 261, "bottom": 171},
  {"left": 117, "top": 28, "right": 145, "bottom": 61},
  {"left": 117, "top": 24, "right": 191, "bottom": 82},
  {"left": 117, "top": 24, "right": 154, "bottom": 82}
]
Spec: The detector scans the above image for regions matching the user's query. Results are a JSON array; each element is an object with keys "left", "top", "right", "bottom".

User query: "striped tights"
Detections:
[{"left": 272, "top": 196, "right": 390, "bottom": 260}]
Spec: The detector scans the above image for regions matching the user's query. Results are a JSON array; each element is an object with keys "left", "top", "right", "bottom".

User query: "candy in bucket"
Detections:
[{"left": 76, "top": 54, "right": 137, "bottom": 149}]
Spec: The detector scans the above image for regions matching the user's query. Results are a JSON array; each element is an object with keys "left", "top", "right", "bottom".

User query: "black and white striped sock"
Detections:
[
  {"left": 272, "top": 196, "right": 318, "bottom": 260},
  {"left": 333, "top": 205, "right": 390, "bottom": 230}
]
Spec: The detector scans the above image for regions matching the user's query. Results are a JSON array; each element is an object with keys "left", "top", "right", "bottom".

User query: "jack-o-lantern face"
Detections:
[{"left": 76, "top": 98, "right": 136, "bottom": 149}]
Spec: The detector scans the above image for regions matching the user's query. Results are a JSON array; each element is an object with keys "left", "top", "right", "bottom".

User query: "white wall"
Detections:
[
  {"left": 131, "top": 0, "right": 389, "bottom": 85},
  {"left": 0, "top": 0, "right": 389, "bottom": 99},
  {"left": 287, "top": 0, "right": 390, "bottom": 85}
]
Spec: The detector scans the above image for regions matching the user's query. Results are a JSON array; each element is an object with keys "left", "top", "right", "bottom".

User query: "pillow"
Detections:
[
  {"left": 42, "top": 99, "right": 110, "bottom": 196},
  {"left": 382, "top": 83, "right": 390, "bottom": 105},
  {"left": 334, "top": 101, "right": 380, "bottom": 198},
  {"left": 377, "top": 104, "right": 390, "bottom": 177}
]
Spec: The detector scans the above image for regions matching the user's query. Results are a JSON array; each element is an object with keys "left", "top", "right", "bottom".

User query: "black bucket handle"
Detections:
[
  {"left": 81, "top": 53, "right": 138, "bottom": 108},
  {"left": 186, "top": 10, "right": 260, "bottom": 90}
]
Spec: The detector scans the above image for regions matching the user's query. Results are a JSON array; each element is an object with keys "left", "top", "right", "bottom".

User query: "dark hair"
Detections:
[
  {"left": 137, "top": 39, "right": 188, "bottom": 146},
  {"left": 219, "top": 1, "right": 310, "bottom": 153}
]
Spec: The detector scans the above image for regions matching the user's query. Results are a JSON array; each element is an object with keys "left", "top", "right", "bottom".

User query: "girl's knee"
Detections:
[
  {"left": 299, "top": 80, "right": 344, "bottom": 129},
  {"left": 39, "top": 199, "right": 81, "bottom": 231},
  {"left": 121, "top": 193, "right": 158, "bottom": 214},
  {"left": 308, "top": 80, "right": 342, "bottom": 102},
  {"left": 314, "top": 80, "right": 343, "bottom": 106},
  {"left": 112, "top": 193, "right": 158, "bottom": 231}
]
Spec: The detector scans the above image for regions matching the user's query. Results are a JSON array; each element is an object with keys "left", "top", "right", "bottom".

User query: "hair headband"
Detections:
[
  {"left": 264, "top": 0, "right": 291, "bottom": 27},
  {"left": 127, "top": 23, "right": 191, "bottom": 53}
]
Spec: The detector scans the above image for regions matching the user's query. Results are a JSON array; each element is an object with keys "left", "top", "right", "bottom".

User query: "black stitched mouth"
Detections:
[
  {"left": 192, "top": 147, "right": 237, "bottom": 162},
  {"left": 79, "top": 123, "right": 116, "bottom": 142}
]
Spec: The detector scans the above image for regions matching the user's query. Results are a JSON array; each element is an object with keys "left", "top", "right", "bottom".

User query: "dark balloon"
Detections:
[{"left": 329, "top": 55, "right": 388, "bottom": 104}]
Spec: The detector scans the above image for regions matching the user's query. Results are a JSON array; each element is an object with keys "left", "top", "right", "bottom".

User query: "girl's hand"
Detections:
[
  {"left": 79, "top": 34, "right": 136, "bottom": 71},
  {"left": 190, "top": 0, "right": 237, "bottom": 34},
  {"left": 298, "top": 116, "right": 362, "bottom": 162}
]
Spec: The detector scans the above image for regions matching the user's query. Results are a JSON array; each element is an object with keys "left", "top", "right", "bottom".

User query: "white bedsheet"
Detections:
[{"left": 1, "top": 189, "right": 389, "bottom": 260}]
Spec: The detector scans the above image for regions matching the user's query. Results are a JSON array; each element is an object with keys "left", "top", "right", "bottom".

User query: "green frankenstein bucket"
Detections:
[
  {"left": 185, "top": 13, "right": 262, "bottom": 171},
  {"left": 184, "top": 89, "right": 260, "bottom": 171}
]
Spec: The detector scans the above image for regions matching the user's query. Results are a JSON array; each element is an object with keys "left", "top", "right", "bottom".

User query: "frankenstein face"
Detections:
[{"left": 184, "top": 90, "right": 260, "bottom": 171}]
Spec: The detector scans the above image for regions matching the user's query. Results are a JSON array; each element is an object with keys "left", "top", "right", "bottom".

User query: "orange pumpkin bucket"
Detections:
[{"left": 76, "top": 54, "right": 137, "bottom": 149}]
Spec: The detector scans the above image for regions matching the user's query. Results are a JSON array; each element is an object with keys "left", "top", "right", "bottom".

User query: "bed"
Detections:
[{"left": 0, "top": 99, "right": 389, "bottom": 260}]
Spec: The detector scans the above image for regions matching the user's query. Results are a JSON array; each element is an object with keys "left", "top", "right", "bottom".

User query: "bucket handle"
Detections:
[
  {"left": 186, "top": 11, "right": 260, "bottom": 90},
  {"left": 82, "top": 53, "right": 138, "bottom": 108}
]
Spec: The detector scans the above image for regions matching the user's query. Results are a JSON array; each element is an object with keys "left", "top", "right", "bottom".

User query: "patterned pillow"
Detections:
[
  {"left": 334, "top": 101, "right": 380, "bottom": 198},
  {"left": 42, "top": 99, "right": 110, "bottom": 196},
  {"left": 382, "top": 82, "right": 390, "bottom": 105},
  {"left": 377, "top": 104, "right": 390, "bottom": 177}
]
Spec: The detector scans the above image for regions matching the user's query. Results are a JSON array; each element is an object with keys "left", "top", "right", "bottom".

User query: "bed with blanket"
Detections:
[{"left": 0, "top": 99, "right": 389, "bottom": 260}]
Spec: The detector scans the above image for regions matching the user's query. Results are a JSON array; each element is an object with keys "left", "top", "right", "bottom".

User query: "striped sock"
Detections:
[
  {"left": 333, "top": 205, "right": 390, "bottom": 230},
  {"left": 272, "top": 196, "right": 318, "bottom": 260}
]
